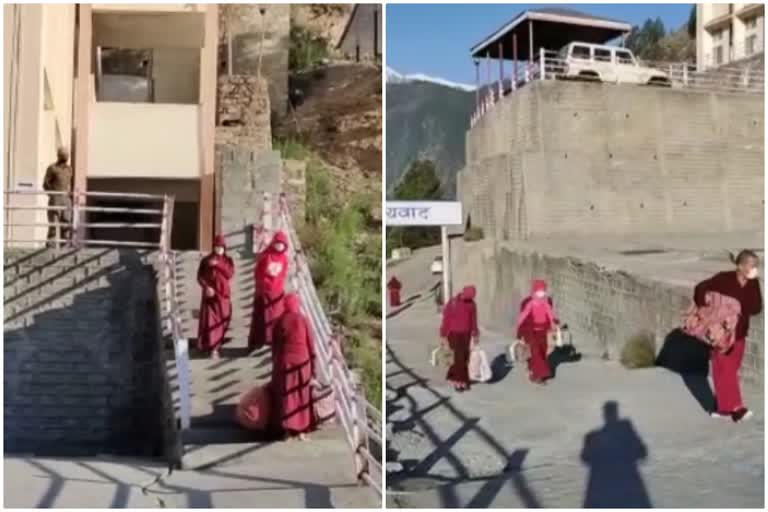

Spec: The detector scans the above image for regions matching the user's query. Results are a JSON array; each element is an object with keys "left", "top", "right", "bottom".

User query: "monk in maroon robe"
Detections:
[
  {"left": 196, "top": 234, "right": 235, "bottom": 358},
  {"left": 248, "top": 231, "right": 289, "bottom": 350},
  {"left": 694, "top": 250, "right": 762, "bottom": 422},
  {"left": 270, "top": 293, "right": 316, "bottom": 439},
  {"left": 440, "top": 286, "right": 479, "bottom": 391},
  {"left": 516, "top": 279, "right": 558, "bottom": 385}
]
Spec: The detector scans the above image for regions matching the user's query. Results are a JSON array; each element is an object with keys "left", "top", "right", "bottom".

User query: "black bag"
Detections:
[{"left": 655, "top": 328, "right": 710, "bottom": 376}]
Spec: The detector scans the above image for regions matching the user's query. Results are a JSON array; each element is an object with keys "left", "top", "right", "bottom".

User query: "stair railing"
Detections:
[{"left": 255, "top": 192, "right": 382, "bottom": 496}]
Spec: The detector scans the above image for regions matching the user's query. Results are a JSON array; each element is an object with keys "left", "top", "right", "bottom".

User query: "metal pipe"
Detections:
[{"left": 513, "top": 34, "right": 518, "bottom": 90}]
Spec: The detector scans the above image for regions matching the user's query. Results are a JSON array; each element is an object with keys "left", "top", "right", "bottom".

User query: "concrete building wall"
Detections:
[
  {"left": 451, "top": 239, "right": 764, "bottom": 388},
  {"left": 697, "top": 3, "right": 765, "bottom": 70},
  {"left": 89, "top": 102, "right": 200, "bottom": 178},
  {"left": 461, "top": 81, "right": 764, "bottom": 240},
  {"left": 218, "top": 4, "right": 290, "bottom": 117},
  {"left": 4, "top": 4, "right": 76, "bottom": 245}
]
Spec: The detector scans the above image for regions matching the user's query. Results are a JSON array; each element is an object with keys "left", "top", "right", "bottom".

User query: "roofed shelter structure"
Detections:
[{"left": 469, "top": 8, "right": 631, "bottom": 98}]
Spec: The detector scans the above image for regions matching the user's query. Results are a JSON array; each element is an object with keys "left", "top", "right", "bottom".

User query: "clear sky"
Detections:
[{"left": 387, "top": 3, "right": 694, "bottom": 84}]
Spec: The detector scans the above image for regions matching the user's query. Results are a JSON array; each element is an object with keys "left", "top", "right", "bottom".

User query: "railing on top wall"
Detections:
[
  {"left": 258, "top": 192, "right": 382, "bottom": 496},
  {"left": 471, "top": 47, "right": 765, "bottom": 127}
]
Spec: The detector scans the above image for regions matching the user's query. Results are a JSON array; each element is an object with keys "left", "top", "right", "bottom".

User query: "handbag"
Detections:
[
  {"left": 430, "top": 342, "right": 453, "bottom": 367},
  {"left": 509, "top": 339, "right": 531, "bottom": 363},
  {"left": 682, "top": 291, "right": 741, "bottom": 353},
  {"left": 468, "top": 347, "right": 492, "bottom": 383}
]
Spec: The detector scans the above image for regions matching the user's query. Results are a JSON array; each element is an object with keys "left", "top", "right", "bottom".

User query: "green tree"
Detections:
[
  {"left": 687, "top": 6, "right": 697, "bottom": 39},
  {"left": 386, "top": 159, "right": 442, "bottom": 252}
]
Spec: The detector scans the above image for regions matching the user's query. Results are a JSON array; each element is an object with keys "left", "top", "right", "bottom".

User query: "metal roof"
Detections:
[{"left": 470, "top": 8, "right": 632, "bottom": 60}]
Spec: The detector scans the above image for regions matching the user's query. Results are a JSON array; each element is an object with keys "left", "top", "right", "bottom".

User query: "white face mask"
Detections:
[
  {"left": 274, "top": 243, "right": 286, "bottom": 252},
  {"left": 533, "top": 290, "right": 547, "bottom": 299},
  {"left": 214, "top": 247, "right": 224, "bottom": 256},
  {"left": 747, "top": 268, "right": 759, "bottom": 280}
]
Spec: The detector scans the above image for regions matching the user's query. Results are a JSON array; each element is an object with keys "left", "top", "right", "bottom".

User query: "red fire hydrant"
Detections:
[{"left": 388, "top": 276, "right": 402, "bottom": 307}]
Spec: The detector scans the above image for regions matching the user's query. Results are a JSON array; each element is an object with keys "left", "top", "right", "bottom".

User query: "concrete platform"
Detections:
[{"left": 4, "top": 454, "right": 377, "bottom": 508}]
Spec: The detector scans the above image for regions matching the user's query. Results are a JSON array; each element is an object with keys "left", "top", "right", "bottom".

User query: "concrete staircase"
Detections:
[{"left": 4, "top": 248, "right": 166, "bottom": 457}]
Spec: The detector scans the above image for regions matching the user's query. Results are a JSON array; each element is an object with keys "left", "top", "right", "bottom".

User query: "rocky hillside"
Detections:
[
  {"left": 275, "top": 63, "right": 382, "bottom": 205},
  {"left": 386, "top": 79, "right": 474, "bottom": 198},
  {"left": 291, "top": 4, "right": 354, "bottom": 48}
]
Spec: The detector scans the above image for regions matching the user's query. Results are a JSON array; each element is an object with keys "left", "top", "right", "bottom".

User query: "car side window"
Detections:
[
  {"left": 571, "top": 45, "right": 591, "bottom": 60},
  {"left": 594, "top": 48, "right": 611, "bottom": 62},
  {"left": 615, "top": 50, "right": 634, "bottom": 65}
]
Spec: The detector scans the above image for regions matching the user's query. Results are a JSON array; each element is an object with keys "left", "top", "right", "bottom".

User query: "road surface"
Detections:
[{"left": 386, "top": 247, "right": 764, "bottom": 508}]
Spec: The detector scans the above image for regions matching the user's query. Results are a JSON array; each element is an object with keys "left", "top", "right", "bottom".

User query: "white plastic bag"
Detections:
[{"left": 469, "top": 347, "right": 492, "bottom": 383}]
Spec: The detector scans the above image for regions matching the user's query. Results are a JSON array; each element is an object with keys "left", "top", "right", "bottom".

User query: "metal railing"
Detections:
[
  {"left": 471, "top": 47, "right": 764, "bottom": 126},
  {"left": 4, "top": 188, "right": 187, "bottom": 429},
  {"left": 273, "top": 193, "right": 382, "bottom": 495},
  {"left": 4, "top": 189, "right": 169, "bottom": 249}
]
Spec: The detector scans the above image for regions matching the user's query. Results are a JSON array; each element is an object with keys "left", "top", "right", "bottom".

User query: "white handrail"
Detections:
[{"left": 265, "top": 193, "right": 381, "bottom": 495}]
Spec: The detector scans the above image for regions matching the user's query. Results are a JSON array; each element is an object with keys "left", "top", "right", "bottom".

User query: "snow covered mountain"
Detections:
[{"left": 386, "top": 67, "right": 475, "bottom": 92}]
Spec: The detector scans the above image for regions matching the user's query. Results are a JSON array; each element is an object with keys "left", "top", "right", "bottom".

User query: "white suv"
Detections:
[{"left": 557, "top": 42, "right": 671, "bottom": 87}]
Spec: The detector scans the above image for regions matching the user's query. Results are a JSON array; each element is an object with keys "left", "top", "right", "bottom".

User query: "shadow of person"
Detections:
[
  {"left": 581, "top": 401, "right": 652, "bottom": 508},
  {"left": 655, "top": 328, "right": 714, "bottom": 413}
]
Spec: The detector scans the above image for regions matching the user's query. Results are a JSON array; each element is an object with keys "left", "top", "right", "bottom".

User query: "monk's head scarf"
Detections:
[
  {"left": 460, "top": 285, "right": 476, "bottom": 301},
  {"left": 531, "top": 280, "right": 548, "bottom": 298},
  {"left": 270, "top": 231, "right": 289, "bottom": 253},
  {"left": 213, "top": 234, "right": 227, "bottom": 255},
  {"left": 284, "top": 293, "right": 301, "bottom": 313}
]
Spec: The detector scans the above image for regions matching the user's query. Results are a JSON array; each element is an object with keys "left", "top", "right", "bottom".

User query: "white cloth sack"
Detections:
[{"left": 468, "top": 347, "right": 492, "bottom": 383}]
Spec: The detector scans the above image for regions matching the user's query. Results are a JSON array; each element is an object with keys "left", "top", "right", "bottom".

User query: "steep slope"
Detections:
[{"left": 386, "top": 80, "right": 474, "bottom": 198}]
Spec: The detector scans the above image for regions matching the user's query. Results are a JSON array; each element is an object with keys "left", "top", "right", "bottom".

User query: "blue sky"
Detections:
[{"left": 387, "top": 4, "right": 693, "bottom": 84}]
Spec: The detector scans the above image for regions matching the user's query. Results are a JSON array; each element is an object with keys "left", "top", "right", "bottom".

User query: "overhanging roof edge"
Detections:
[{"left": 470, "top": 11, "right": 633, "bottom": 56}]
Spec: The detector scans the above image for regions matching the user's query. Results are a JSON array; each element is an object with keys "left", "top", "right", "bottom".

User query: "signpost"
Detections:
[{"left": 386, "top": 201, "right": 463, "bottom": 305}]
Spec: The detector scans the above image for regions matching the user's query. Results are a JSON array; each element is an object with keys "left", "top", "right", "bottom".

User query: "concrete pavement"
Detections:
[
  {"left": 5, "top": 452, "right": 376, "bottom": 508},
  {"left": 385, "top": 247, "right": 764, "bottom": 508}
]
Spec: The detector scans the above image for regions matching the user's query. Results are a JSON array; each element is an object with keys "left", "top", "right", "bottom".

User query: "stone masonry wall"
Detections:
[
  {"left": 218, "top": 4, "right": 290, "bottom": 117},
  {"left": 461, "top": 81, "right": 764, "bottom": 239},
  {"left": 4, "top": 249, "right": 169, "bottom": 456},
  {"left": 452, "top": 240, "right": 764, "bottom": 388},
  {"left": 216, "top": 75, "right": 272, "bottom": 151}
]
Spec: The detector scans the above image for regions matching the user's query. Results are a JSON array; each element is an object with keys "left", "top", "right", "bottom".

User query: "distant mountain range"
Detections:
[{"left": 386, "top": 68, "right": 475, "bottom": 198}]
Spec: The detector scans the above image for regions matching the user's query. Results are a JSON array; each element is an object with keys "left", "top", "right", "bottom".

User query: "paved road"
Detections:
[{"left": 386, "top": 249, "right": 764, "bottom": 508}]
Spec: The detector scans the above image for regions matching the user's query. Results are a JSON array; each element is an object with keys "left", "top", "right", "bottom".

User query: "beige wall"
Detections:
[
  {"left": 89, "top": 102, "right": 200, "bottom": 178},
  {"left": 93, "top": 4, "right": 209, "bottom": 13},
  {"left": 697, "top": 3, "right": 765, "bottom": 69},
  {"left": 4, "top": 4, "right": 76, "bottom": 245}
]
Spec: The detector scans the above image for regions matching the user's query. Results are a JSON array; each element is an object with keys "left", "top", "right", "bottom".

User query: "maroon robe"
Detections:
[
  {"left": 694, "top": 271, "right": 762, "bottom": 413},
  {"left": 249, "top": 231, "right": 289, "bottom": 349},
  {"left": 196, "top": 244, "right": 235, "bottom": 353},
  {"left": 441, "top": 286, "right": 479, "bottom": 387},
  {"left": 517, "top": 295, "right": 555, "bottom": 382},
  {"left": 270, "top": 294, "right": 316, "bottom": 435}
]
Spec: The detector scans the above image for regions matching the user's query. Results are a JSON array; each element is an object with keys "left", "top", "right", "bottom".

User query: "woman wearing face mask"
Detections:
[
  {"left": 249, "top": 231, "right": 290, "bottom": 351},
  {"left": 196, "top": 234, "right": 235, "bottom": 359},
  {"left": 440, "top": 285, "right": 479, "bottom": 392},
  {"left": 516, "top": 280, "right": 558, "bottom": 385},
  {"left": 693, "top": 250, "right": 762, "bottom": 422}
]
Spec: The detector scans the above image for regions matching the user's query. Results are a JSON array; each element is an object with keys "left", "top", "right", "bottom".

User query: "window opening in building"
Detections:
[
  {"left": 715, "top": 45, "right": 724, "bottom": 65},
  {"left": 746, "top": 34, "right": 757, "bottom": 55}
]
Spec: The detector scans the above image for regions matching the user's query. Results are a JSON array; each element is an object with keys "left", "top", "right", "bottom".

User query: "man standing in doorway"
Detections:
[{"left": 43, "top": 147, "right": 73, "bottom": 246}]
